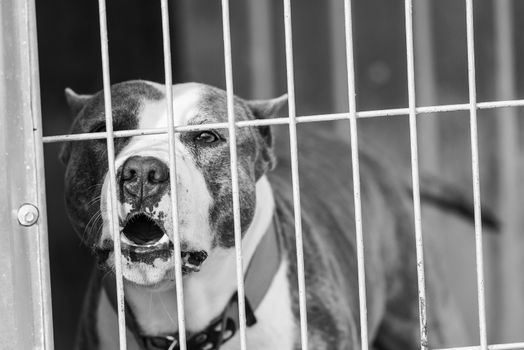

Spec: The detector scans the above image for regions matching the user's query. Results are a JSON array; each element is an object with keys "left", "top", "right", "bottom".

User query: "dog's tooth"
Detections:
[
  {"left": 184, "top": 263, "right": 200, "bottom": 272},
  {"left": 158, "top": 233, "right": 170, "bottom": 244}
]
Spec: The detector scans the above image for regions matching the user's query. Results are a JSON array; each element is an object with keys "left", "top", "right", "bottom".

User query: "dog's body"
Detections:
[{"left": 63, "top": 81, "right": 466, "bottom": 350}]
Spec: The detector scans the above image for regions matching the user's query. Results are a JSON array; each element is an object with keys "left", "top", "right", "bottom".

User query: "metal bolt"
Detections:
[{"left": 17, "top": 203, "right": 39, "bottom": 227}]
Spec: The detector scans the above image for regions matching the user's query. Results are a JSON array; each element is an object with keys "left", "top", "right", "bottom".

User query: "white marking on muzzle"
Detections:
[{"left": 98, "top": 83, "right": 214, "bottom": 284}]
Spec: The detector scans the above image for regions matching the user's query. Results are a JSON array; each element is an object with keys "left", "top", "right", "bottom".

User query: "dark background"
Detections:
[{"left": 36, "top": 0, "right": 524, "bottom": 348}]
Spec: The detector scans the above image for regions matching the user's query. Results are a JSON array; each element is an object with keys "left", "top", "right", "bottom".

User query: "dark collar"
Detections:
[{"left": 102, "top": 214, "right": 282, "bottom": 350}]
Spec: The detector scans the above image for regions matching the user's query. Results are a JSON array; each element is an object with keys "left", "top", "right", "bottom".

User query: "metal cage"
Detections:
[{"left": 1, "top": 0, "right": 524, "bottom": 349}]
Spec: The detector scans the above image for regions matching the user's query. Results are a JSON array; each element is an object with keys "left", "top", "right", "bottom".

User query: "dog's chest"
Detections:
[
  {"left": 220, "top": 260, "right": 295, "bottom": 350},
  {"left": 95, "top": 260, "right": 295, "bottom": 350}
]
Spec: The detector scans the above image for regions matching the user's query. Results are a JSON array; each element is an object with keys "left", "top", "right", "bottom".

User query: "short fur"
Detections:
[{"left": 63, "top": 81, "right": 466, "bottom": 350}]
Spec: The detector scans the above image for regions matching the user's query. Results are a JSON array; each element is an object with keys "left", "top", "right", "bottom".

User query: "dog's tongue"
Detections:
[
  {"left": 123, "top": 214, "right": 164, "bottom": 245},
  {"left": 124, "top": 229, "right": 158, "bottom": 245}
]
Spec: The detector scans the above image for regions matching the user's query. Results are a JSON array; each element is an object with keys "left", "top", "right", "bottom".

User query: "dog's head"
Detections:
[{"left": 60, "top": 81, "right": 286, "bottom": 287}]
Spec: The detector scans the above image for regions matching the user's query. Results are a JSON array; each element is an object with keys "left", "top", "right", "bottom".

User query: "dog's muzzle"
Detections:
[
  {"left": 101, "top": 155, "right": 209, "bottom": 273},
  {"left": 119, "top": 213, "right": 208, "bottom": 273},
  {"left": 122, "top": 213, "right": 165, "bottom": 245}
]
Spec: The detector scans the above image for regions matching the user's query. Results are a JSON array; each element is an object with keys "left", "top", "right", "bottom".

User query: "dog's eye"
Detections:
[{"left": 194, "top": 131, "right": 219, "bottom": 144}]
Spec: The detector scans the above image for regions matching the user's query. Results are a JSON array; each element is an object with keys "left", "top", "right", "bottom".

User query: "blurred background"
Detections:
[{"left": 35, "top": 0, "right": 524, "bottom": 348}]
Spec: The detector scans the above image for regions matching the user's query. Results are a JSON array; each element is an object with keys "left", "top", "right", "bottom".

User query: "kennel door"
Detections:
[{"left": 0, "top": 0, "right": 54, "bottom": 349}]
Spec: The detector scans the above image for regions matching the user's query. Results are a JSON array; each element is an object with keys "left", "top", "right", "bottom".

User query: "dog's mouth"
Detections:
[
  {"left": 110, "top": 213, "right": 208, "bottom": 274},
  {"left": 122, "top": 213, "right": 165, "bottom": 246}
]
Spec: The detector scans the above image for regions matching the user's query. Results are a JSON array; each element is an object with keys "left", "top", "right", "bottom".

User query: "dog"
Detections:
[{"left": 61, "top": 80, "right": 481, "bottom": 350}]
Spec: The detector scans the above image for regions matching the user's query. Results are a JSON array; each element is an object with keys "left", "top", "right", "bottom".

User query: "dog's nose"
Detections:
[{"left": 120, "top": 156, "right": 169, "bottom": 200}]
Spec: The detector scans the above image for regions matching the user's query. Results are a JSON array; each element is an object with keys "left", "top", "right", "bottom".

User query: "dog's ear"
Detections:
[
  {"left": 246, "top": 94, "right": 287, "bottom": 147},
  {"left": 246, "top": 94, "right": 288, "bottom": 177},
  {"left": 65, "top": 87, "right": 91, "bottom": 117},
  {"left": 59, "top": 142, "right": 71, "bottom": 166},
  {"left": 247, "top": 94, "right": 288, "bottom": 120},
  {"left": 61, "top": 87, "right": 90, "bottom": 165}
]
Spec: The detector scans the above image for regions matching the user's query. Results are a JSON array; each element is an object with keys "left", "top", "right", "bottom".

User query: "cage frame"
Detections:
[{"left": 2, "top": 0, "right": 524, "bottom": 349}]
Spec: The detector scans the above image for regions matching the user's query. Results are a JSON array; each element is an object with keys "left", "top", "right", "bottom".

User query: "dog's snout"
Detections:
[{"left": 120, "top": 156, "right": 169, "bottom": 200}]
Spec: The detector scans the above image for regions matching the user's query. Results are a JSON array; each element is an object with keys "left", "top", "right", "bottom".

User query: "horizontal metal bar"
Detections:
[
  {"left": 434, "top": 342, "right": 524, "bottom": 350},
  {"left": 43, "top": 98, "right": 524, "bottom": 144}
]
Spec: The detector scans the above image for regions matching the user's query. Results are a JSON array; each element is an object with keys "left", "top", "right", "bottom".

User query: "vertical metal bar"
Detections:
[
  {"left": 282, "top": 1, "right": 309, "bottom": 349},
  {"left": 27, "top": 0, "right": 55, "bottom": 345},
  {"left": 404, "top": 0, "right": 428, "bottom": 348},
  {"left": 0, "top": 0, "right": 54, "bottom": 348},
  {"left": 97, "top": 1, "right": 128, "bottom": 348},
  {"left": 159, "top": 1, "right": 188, "bottom": 349},
  {"left": 494, "top": 0, "right": 523, "bottom": 341},
  {"left": 220, "top": 1, "right": 249, "bottom": 349},
  {"left": 342, "top": 0, "right": 369, "bottom": 349},
  {"left": 464, "top": 0, "right": 488, "bottom": 348}
]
